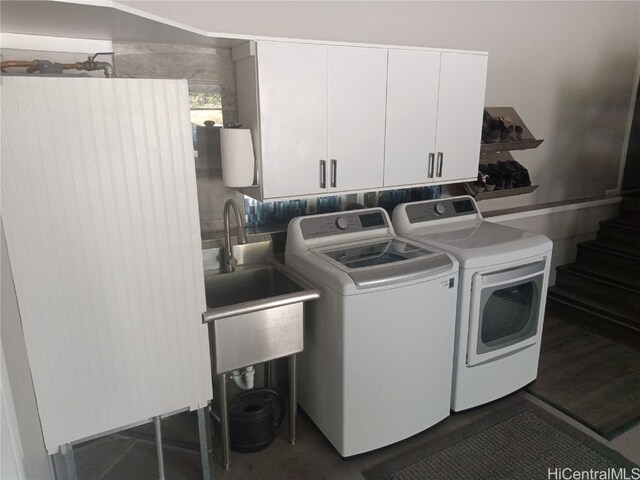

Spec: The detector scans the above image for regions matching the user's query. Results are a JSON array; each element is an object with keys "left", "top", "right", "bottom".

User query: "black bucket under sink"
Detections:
[{"left": 226, "top": 388, "right": 286, "bottom": 453}]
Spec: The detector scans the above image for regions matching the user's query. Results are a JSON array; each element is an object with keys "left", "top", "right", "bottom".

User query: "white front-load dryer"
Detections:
[
  {"left": 285, "top": 208, "right": 458, "bottom": 456},
  {"left": 393, "top": 196, "right": 553, "bottom": 412}
]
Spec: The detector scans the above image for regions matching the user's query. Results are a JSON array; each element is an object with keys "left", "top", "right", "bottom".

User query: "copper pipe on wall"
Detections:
[
  {"left": 0, "top": 60, "right": 41, "bottom": 72},
  {"left": 1, "top": 53, "right": 114, "bottom": 77}
]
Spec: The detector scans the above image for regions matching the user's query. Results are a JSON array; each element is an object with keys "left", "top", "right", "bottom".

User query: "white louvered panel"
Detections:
[{"left": 1, "top": 77, "right": 211, "bottom": 453}]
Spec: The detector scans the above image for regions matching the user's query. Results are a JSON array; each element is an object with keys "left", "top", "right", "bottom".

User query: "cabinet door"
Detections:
[
  {"left": 327, "top": 46, "right": 387, "bottom": 192},
  {"left": 384, "top": 49, "right": 440, "bottom": 187},
  {"left": 434, "top": 53, "right": 488, "bottom": 182},
  {"left": 257, "top": 41, "right": 328, "bottom": 198}
]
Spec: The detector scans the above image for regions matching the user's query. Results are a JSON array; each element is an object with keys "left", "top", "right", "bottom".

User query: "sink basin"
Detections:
[
  {"left": 205, "top": 264, "right": 306, "bottom": 310},
  {"left": 202, "top": 261, "right": 320, "bottom": 374}
]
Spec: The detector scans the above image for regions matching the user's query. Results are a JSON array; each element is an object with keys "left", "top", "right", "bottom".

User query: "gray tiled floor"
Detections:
[
  {"left": 73, "top": 391, "right": 640, "bottom": 480},
  {"left": 73, "top": 317, "right": 640, "bottom": 480}
]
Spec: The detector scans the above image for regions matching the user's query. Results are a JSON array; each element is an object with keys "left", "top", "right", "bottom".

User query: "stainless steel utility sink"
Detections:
[
  {"left": 202, "top": 258, "right": 319, "bottom": 375},
  {"left": 202, "top": 230, "right": 317, "bottom": 469}
]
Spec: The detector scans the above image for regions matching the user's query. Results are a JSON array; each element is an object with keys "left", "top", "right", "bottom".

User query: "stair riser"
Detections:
[
  {"left": 555, "top": 270, "right": 640, "bottom": 314},
  {"left": 546, "top": 296, "right": 640, "bottom": 350},
  {"left": 621, "top": 196, "right": 640, "bottom": 213},
  {"left": 617, "top": 211, "right": 640, "bottom": 227},
  {"left": 597, "top": 224, "right": 640, "bottom": 250},
  {"left": 576, "top": 247, "right": 640, "bottom": 281}
]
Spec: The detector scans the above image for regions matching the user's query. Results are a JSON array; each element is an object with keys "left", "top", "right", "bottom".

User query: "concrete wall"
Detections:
[
  {"left": 487, "top": 198, "right": 621, "bottom": 285},
  {"left": 1, "top": 39, "right": 245, "bottom": 237},
  {"left": 111, "top": 41, "right": 245, "bottom": 236},
  {"left": 120, "top": 0, "right": 640, "bottom": 210}
]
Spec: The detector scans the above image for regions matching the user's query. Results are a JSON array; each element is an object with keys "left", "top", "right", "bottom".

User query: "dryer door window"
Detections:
[
  {"left": 478, "top": 279, "right": 539, "bottom": 352},
  {"left": 467, "top": 259, "right": 546, "bottom": 366}
]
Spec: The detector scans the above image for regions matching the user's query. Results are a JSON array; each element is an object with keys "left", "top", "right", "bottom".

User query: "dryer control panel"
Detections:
[
  {"left": 405, "top": 197, "right": 478, "bottom": 224},
  {"left": 300, "top": 210, "right": 388, "bottom": 239}
]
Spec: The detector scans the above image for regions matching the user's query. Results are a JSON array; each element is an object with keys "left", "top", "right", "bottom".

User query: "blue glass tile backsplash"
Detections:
[{"left": 244, "top": 186, "right": 441, "bottom": 229}]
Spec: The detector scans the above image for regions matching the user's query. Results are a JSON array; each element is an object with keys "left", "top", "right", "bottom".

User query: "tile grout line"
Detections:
[{"left": 95, "top": 439, "right": 140, "bottom": 480}]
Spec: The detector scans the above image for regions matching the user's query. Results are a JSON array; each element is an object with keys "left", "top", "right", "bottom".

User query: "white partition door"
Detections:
[{"left": 1, "top": 77, "right": 212, "bottom": 453}]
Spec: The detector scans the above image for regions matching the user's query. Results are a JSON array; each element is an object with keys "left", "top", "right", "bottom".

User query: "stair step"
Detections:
[
  {"left": 585, "top": 240, "right": 640, "bottom": 258},
  {"left": 575, "top": 242, "right": 640, "bottom": 287},
  {"left": 597, "top": 220, "right": 640, "bottom": 251},
  {"left": 555, "top": 265, "right": 640, "bottom": 314},
  {"left": 546, "top": 288, "right": 640, "bottom": 350},
  {"left": 616, "top": 211, "right": 640, "bottom": 227},
  {"left": 547, "top": 286, "right": 640, "bottom": 331},
  {"left": 567, "top": 263, "right": 640, "bottom": 290}
]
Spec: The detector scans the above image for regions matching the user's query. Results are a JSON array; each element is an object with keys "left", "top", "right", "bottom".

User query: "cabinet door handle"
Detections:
[
  {"left": 428, "top": 153, "right": 435, "bottom": 178},
  {"left": 436, "top": 152, "right": 444, "bottom": 177},
  {"left": 320, "top": 160, "right": 326, "bottom": 189},
  {"left": 330, "top": 159, "right": 337, "bottom": 188}
]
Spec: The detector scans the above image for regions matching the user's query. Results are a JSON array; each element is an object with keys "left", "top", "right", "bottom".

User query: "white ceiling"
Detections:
[{"left": 0, "top": 0, "right": 249, "bottom": 48}]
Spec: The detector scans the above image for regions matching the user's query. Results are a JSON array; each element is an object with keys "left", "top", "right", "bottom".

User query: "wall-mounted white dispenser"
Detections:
[{"left": 220, "top": 128, "right": 255, "bottom": 187}]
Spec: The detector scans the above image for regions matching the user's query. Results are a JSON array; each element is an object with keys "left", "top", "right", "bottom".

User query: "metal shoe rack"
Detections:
[{"left": 466, "top": 107, "right": 544, "bottom": 200}]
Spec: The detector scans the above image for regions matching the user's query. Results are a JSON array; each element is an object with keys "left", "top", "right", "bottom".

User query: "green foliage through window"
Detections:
[{"left": 189, "top": 92, "right": 222, "bottom": 110}]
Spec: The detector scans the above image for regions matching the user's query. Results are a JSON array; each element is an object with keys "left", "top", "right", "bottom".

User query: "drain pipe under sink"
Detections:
[{"left": 231, "top": 366, "right": 255, "bottom": 390}]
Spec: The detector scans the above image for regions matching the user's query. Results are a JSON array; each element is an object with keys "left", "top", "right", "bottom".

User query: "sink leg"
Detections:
[
  {"left": 197, "top": 405, "right": 215, "bottom": 480},
  {"left": 52, "top": 443, "right": 78, "bottom": 480},
  {"left": 218, "top": 373, "right": 231, "bottom": 470},
  {"left": 265, "top": 361, "right": 272, "bottom": 388},
  {"left": 154, "top": 416, "right": 166, "bottom": 480},
  {"left": 289, "top": 354, "right": 297, "bottom": 446}
]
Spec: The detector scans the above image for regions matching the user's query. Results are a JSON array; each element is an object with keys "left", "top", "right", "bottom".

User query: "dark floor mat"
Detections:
[
  {"left": 528, "top": 315, "right": 640, "bottom": 439},
  {"left": 363, "top": 398, "right": 637, "bottom": 480}
]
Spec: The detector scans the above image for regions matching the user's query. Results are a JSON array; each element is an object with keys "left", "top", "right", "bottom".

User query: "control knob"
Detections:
[
  {"left": 335, "top": 217, "right": 349, "bottom": 230},
  {"left": 434, "top": 203, "right": 446, "bottom": 215}
]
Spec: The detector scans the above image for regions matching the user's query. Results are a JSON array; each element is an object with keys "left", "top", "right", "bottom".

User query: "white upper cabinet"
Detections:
[
  {"left": 327, "top": 46, "right": 387, "bottom": 192},
  {"left": 384, "top": 50, "right": 487, "bottom": 187},
  {"left": 257, "top": 41, "right": 328, "bottom": 198},
  {"left": 434, "top": 53, "right": 488, "bottom": 182},
  {"left": 249, "top": 41, "right": 387, "bottom": 199},
  {"left": 234, "top": 40, "right": 487, "bottom": 200},
  {"left": 384, "top": 49, "right": 441, "bottom": 187}
]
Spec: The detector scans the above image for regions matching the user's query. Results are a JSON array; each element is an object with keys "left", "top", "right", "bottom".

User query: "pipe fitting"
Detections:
[{"left": 230, "top": 366, "right": 255, "bottom": 390}]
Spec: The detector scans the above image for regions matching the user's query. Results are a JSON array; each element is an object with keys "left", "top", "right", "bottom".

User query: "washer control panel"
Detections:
[
  {"left": 300, "top": 210, "right": 388, "bottom": 239},
  {"left": 406, "top": 197, "right": 478, "bottom": 224}
]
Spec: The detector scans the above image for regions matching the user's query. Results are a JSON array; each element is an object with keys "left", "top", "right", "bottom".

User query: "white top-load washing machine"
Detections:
[
  {"left": 393, "top": 196, "right": 553, "bottom": 412},
  {"left": 285, "top": 208, "right": 458, "bottom": 456}
]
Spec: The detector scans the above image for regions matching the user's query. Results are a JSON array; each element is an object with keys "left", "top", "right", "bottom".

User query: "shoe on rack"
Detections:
[
  {"left": 476, "top": 171, "right": 495, "bottom": 191},
  {"left": 485, "top": 163, "right": 506, "bottom": 190},
  {"left": 467, "top": 178, "right": 485, "bottom": 195},
  {"left": 497, "top": 161, "right": 516, "bottom": 189},
  {"left": 508, "top": 160, "right": 531, "bottom": 187},
  {"left": 482, "top": 110, "right": 504, "bottom": 144},
  {"left": 498, "top": 116, "right": 523, "bottom": 142}
]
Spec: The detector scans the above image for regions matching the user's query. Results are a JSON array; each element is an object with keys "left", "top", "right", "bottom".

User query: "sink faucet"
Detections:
[{"left": 222, "top": 199, "right": 247, "bottom": 273}]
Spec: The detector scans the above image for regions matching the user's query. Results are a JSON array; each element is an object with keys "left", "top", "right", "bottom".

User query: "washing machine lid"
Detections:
[
  {"left": 320, "top": 238, "right": 427, "bottom": 268},
  {"left": 393, "top": 197, "right": 552, "bottom": 269},
  {"left": 312, "top": 237, "right": 453, "bottom": 289},
  {"left": 401, "top": 221, "right": 551, "bottom": 269}
]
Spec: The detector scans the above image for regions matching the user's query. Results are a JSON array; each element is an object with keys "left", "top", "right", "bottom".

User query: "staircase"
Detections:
[{"left": 547, "top": 193, "right": 640, "bottom": 349}]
